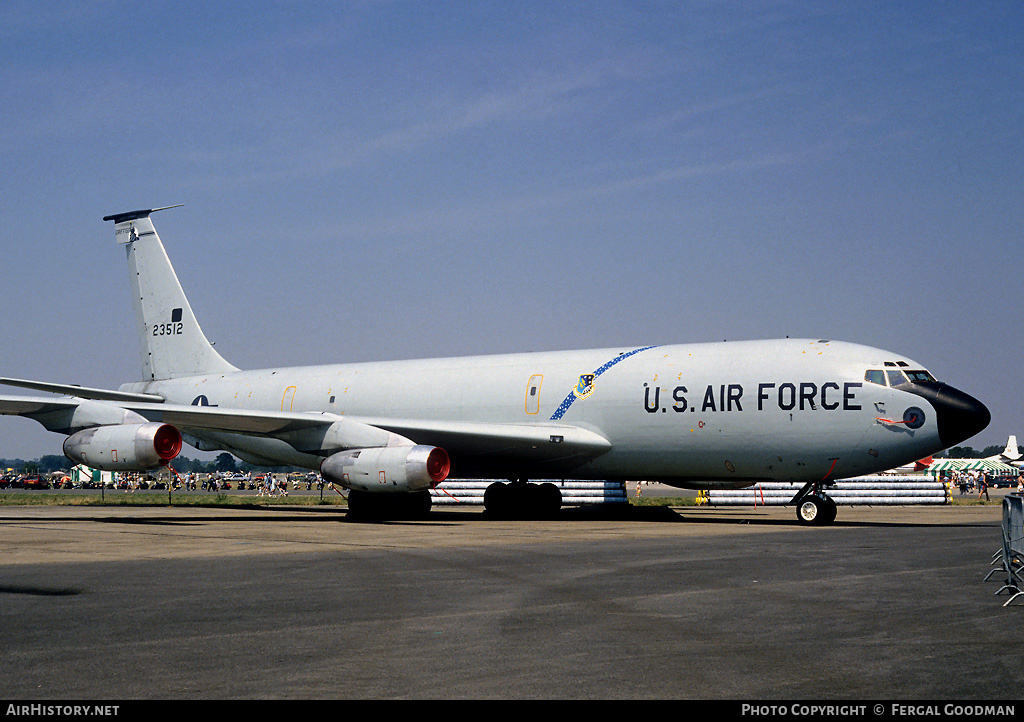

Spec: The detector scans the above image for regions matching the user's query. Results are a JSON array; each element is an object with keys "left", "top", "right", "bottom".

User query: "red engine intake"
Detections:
[
  {"left": 63, "top": 423, "right": 183, "bottom": 471},
  {"left": 321, "top": 445, "right": 450, "bottom": 493}
]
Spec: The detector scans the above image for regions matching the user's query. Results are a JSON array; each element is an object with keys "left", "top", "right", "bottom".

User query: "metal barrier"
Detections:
[
  {"left": 430, "top": 480, "right": 628, "bottom": 506},
  {"left": 432, "top": 476, "right": 949, "bottom": 508},
  {"left": 987, "top": 493, "right": 1024, "bottom": 606},
  {"left": 706, "top": 476, "right": 950, "bottom": 506}
]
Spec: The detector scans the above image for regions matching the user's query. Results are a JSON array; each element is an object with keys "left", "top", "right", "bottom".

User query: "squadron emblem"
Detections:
[{"left": 574, "top": 373, "right": 596, "bottom": 400}]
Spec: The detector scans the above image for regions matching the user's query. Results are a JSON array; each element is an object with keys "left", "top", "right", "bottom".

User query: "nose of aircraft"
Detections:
[{"left": 924, "top": 383, "right": 991, "bottom": 449}]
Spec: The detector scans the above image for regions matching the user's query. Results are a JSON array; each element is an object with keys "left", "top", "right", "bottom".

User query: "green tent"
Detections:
[{"left": 926, "top": 458, "right": 1019, "bottom": 474}]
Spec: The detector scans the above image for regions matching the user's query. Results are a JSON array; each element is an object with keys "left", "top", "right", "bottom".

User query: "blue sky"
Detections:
[{"left": 1, "top": 1, "right": 1021, "bottom": 459}]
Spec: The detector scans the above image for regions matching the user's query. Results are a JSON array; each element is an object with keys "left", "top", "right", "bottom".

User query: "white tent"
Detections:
[{"left": 926, "top": 459, "right": 1019, "bottom": 474}]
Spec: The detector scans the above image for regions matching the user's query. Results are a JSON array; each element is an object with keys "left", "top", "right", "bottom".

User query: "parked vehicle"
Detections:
[
  {"left": 989, "top": 475, "right": 1017, "bottom": 489},
  {"left": 21, "top": 475, "right": 49, "bottom": 490}
]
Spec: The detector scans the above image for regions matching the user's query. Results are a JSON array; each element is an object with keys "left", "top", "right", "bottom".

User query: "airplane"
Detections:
[
  {"left": 986, "top": 435, "right": 1022, "bottom": 467},
  {"left": 925, "top": 435, "right": 1022, "bottom": 476},
  {"left": 886, "top": 456, "right": 935, "bottom": 474},
  {"left": 0, "top": 206, "right": 991, "bottom": 525}
]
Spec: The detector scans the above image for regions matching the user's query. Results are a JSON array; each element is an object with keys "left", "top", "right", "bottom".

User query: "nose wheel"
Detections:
[{"left": 796, "top": 493, "right": 837, "bottom": 526}]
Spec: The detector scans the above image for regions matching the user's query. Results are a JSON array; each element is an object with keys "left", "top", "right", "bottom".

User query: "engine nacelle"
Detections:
[
  {"left": 63, "top": 423, "right": 182, "bottom": 471},
  {"left": 321, "top": 445, "right": 450, "bottom": 493}
]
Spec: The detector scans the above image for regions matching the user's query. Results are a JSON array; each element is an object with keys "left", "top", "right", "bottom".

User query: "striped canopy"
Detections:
[{"left": 926, "top": 459, "right": 1019, "bottom": 473}]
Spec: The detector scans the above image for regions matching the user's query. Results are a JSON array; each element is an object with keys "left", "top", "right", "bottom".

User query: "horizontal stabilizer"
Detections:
[
  {"left": 102, "top": 205, "right": 183, "bottom": 225},
  {"left": 0, "top": 394, "right": 81, "bottom": 417},
  {"left": 0, "top": 377, "right": 164, "bottom": 404}
]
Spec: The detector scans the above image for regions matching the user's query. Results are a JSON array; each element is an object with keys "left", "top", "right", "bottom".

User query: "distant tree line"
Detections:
[
  {"left": 0, "top": 452, "right": 301, "bottom": 475},
  {"left": 935, "top": 444, "right": 1006, "bottom": 459}
]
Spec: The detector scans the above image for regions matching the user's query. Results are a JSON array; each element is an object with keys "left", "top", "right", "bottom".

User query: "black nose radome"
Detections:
[{"left": 903, "top": 382, "right": 990, "bottom": 449}]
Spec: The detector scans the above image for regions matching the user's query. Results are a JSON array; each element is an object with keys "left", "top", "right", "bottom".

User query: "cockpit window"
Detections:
[
  {"left": 865, "top": 369, "right": 886, "bottom": 386},
  {"left": 886, "top": 369, "right": 907, "bottom": 387},
  {"left": 866, "top": 367, "right": 936, "bottom": 387}
]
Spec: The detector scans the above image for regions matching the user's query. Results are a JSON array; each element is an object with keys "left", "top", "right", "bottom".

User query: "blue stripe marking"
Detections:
[{"left": 549, "top": 346, "right": 658, "bottom": 420}]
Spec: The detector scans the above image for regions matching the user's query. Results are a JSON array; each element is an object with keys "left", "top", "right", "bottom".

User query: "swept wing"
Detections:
[{"left": 0, "top": 388, "right": 611, "bottom": 468}]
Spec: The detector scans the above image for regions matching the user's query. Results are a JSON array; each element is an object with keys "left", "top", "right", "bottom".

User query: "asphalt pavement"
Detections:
[{"left": 0, "top": 499, "right": 1019, "bottom": 701}]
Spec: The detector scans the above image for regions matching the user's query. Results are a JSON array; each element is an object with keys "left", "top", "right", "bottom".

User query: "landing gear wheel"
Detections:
[
  {"left": 538, "top": 482, "right": 562, "bottom": 519},
  {"left": 796, "top": 494, "right": 836, "bottom": 526},
  {"left": 483, "top": 481, "right": 562, "bottom": 520},
  {"left": 820, "top": 495, "right": 837, "bottom": 525},
  {"left": 347, "top": 489, "right": 374, "bottom": 519},
  {"left": 347, "top": 489, "right": 432, "bottom": 521},
  {"left": 406, "top": 489, "right": 433, "bottom": 518},
  {"left": 483, "top": 482, "right": 511, "bottom": 519},
  {"left": 797, "top": 496, "right": 822, "bottom": 525}
]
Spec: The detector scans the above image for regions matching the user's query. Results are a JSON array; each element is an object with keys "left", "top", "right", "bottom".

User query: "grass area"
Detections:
[
  {"left": 951, "top": 497, "right": 1004, "bottom": 506},
  {"left": 630, "top": 495, "right": 699, "bottom": 507}
]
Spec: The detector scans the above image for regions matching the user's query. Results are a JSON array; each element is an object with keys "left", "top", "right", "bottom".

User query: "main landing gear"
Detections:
[
  {"left": 483, "top": 480, "right": 562, "bottom": 520},
  {"left": 346, "top": 489, "right": 433, "bottom": 520},
  {"left": 792, "top": 482, "right": 838, "bottom": 526}
]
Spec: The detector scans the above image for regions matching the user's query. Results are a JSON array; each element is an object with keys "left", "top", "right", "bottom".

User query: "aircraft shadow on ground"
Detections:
[
  {"left": 0, "top": 583, "right": 83, "bottom": 597},
  {"left": 0, "top": 503, "right": 992, "bottom": 530}
]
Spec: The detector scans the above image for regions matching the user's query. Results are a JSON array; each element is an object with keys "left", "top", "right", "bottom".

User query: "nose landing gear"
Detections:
[
  {"left": 795, "top": 492, "right": 838, "bottom": 526},
  {"left": 790, "top": 478, "right": 838, "bottom": 526}
]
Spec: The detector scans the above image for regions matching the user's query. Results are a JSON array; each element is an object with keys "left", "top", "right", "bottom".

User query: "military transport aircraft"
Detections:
[
  {"left": 986, "top": 436, "right": 1022, "bottom": 467},
  {"left": 0, "top": 206, "right": 990, "bottom": 524}
]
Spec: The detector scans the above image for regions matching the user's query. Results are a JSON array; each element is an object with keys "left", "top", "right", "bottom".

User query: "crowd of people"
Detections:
[
  {"left": 938, "top": 469, "right": 1024, "bottom": 500},
  {"left": 168, "top": 471, "right": 322, "bottom": 495}
]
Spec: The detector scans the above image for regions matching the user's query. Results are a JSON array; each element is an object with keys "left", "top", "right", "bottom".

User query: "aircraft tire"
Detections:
[
  {"left": 483, "top": 482, "right": 510, "bottom": 519},
  {"left": 796, "top": 494, "right": 837, "bottom": 526},
  {"left": 539, "top": 482, "right": 562, "bottom": 519},
  {"left": 404, "top": 490, "right": 433, "bottom": 519},
  {"left": 796, "top": 495, "right": 825, "bottom": 526},
  {"left": 347, "top": 489, "right": 432, "bottom": 521},
  {"left": 821, "top": 496, "right": 837, "bottom": 525},
  {"left": 346, "top": 490, "right": 377, "bottom": 520},
  {"left": 484, "top": 481, "right": 561, "bottom": 519}
]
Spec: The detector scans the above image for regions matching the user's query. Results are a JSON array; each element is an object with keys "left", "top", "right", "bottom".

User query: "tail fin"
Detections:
[
  {"left": 104, "top": 206, "right": 238, "bottom": 381},
  {"left": 1004, "top": 435, "right": 1020, "bottom": 460}
]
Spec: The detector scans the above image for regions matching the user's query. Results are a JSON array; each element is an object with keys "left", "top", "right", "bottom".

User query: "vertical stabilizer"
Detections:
[
  {"left": 1004, "top": 435, "right": 1020, "bottom": 460},
  {"left": 103, "top": 207, "right": 238, "bottom": 381}
]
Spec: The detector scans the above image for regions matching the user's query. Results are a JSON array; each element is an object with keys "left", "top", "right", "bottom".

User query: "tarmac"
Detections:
[{"left": 0, "top": 493, "right": 1021, "bottom": 701}]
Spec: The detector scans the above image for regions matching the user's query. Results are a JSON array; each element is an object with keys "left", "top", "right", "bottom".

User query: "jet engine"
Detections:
[
  {"left": 63, "top": 423, "right": 182, "bottom": 471},
  {"left": 320, "top": 445, "right": 450, "bottom": 493}
]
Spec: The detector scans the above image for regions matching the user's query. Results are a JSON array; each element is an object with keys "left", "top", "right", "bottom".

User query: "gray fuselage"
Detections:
[{"left": 122, "top": 338, "right": 980, "bottom": 488}]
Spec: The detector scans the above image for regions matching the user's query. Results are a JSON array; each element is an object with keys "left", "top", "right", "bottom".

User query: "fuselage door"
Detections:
[{"left": 525, "top": 374, "right": 543, "bottom": 415}]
